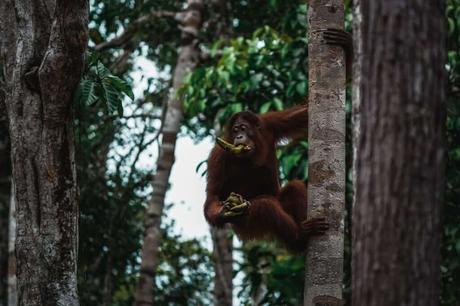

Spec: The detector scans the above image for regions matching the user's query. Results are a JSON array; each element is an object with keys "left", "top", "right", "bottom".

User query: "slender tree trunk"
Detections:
[
  {"left": 210, "top": 226, "right": 233, "bottom": 306},
  {"left": 0, "top": 120, "right": 11, "bottom": 306},
  {"left": 101, "top": 252, "right": 114, "bottom": 306},
  {"left": 352, "top": 2, "right": 446, "bottom": 306},
  {"left": 7, "top": 184, "right": 16, "bottom": 306},
  {"left": 133, "top": 1, "right": 203, "bottom": 305},
  {"left": 207, "top": 2, "right": 234, "bottom": 304},
  {"left": 0, "top": 1, "right": 88, "bottom": 305},
  {"left": 304, "top": 1, "right": 346, "bottom": 305}
]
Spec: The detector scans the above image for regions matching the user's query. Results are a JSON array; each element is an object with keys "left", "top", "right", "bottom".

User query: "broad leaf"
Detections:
[
  {"left": 96, "top": 61, "right": 111, "bottom": 79},
  {"left": 102, "top": 79, "right": 122, "bottom": 116},
  {"left": 106, "top": 75, "right": 134, "bottom": 100},
  {"left": 80, "top": 79, "right": 99, "bottom": 106}
]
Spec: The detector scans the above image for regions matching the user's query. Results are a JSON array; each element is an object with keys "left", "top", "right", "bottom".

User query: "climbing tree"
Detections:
[{"left": 304, "top": 1, "right": 346, "bottom": 305}]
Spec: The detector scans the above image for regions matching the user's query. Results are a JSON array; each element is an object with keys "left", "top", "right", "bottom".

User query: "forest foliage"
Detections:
[{"left": 64, "top": 0, "right": 460, "bottom": 305}]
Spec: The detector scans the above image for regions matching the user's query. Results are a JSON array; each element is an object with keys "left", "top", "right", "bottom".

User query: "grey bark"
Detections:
[
  {"left": 210, "top": 226, "right": 233, "bottom": 306},
  {"left": 133, "top": 1, "right": 204, "bottom": 305},
  {"left": 352, "top": 0, "right": 363, "bottom": 210},
  {"left": 0, "top": 116, "right": 11, "bottom": 306},
  {"left": 304, "top": 1, "right": 346, "bottom": 305},
  {"left": 7, "top": 183, "right": 16, "bottom": 306},
  {"left": 0, "top": 1, "right": 88, "bottom": 305},
  {"left": 352, "top": 2, "right": 446, "bottom": 306}
]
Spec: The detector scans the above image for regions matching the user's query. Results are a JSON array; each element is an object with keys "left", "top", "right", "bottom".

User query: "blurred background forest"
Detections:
[{"left": 1, "top": 0, "right": 459, "bottom": 305}]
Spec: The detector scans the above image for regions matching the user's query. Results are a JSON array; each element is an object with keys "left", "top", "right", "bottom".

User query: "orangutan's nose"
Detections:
[{"left": 234, "top": 134, "right": 247, "bottom": 145}]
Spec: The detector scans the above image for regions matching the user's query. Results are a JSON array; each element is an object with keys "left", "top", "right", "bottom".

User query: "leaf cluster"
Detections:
[
  {"left": 182, "top": 24, "right": 308, "bottom": 138},
  {"left": 236, "top": 242, "right": 304, "bottom": 306},
  {"left": 75, "top": 53, "right": 134, "bottom": 117},
  {"left": 153, "top": 217, "right": 213, "bottom": 306}
]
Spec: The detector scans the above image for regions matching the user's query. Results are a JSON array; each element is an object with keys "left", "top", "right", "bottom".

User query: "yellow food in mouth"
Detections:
[{"left": 216, "top": 137, "right": 251, "bottom": 154}]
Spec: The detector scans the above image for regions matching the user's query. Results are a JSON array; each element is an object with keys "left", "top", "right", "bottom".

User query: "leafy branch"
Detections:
[{"left": 74, "top": 53, "right": 134, "bottom": 117}]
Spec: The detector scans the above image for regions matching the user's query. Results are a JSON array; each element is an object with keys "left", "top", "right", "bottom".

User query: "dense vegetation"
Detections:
[{"left": 67, "top": 0, "right": 460, "bottom": 304}]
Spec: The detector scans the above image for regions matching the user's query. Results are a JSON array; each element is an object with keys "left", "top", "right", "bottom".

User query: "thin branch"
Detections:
[
  {"left": 102, "top": 113, "right": 162, "bottom": 122},
  {"left": 125, "top": 124, "right": 148, "bottom": 186},
  {"left": 148, "top": 92, "right": 168, "bottom": 149},
  {"left": 110, "top": 48, "right": 135, "bottom": 74},
  {"left": 199, "top": 49, "right": 224, "bottom": 64},
  {"left": 94, "top": 10, "right": 178, "bottom": 51}
]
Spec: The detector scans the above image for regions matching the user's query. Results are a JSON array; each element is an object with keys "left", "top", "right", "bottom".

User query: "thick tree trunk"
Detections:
[
  {"left": 352, "top": 2, "right": 446, "bottom": 306},
  {"left": 133, "top": 1, "right": 203, "bottom": 305},
  {"left": 210, "top": 226, "right": 233, "bottom": 306},
  {"left": 7, "top": 184, "right": 16, "bottom": 306},
  {"left": 304, "top": 1, "right": 346, "bottom": 305},
  {"left": 0, "top": 1, "right": 88, "bottom": 305}
]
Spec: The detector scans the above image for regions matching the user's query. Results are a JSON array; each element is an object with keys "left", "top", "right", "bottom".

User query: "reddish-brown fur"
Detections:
[{"left": 204, "top": 105, "right": 323, "bottom": 253}]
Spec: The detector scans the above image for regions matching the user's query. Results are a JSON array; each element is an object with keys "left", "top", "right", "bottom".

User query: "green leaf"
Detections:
[
  {"left": 298, "top": 4, "right": 307, "bottom": 14},
  {"left": 456, "top": 240, "right": 460, "bottom": 253},
  {"left": 274, "top": 80, "right": 284, "bottom": 90},
  {"left": 230, "top": 103, "right": 243, "bottom": 113},
  {"left": 80, "top": 79, "right": 99, "bottom": 106},
  {"left": 86, "top": 51, "right": 100, "bottom": 67},
  {"left": 96, "top": 61, "right": 111, "bottom": 79},
  {"left": 218, "top": 70, "right": 230, "bottom": 83},
  {"left": 106, "top": 75, "right": 134, "bottom": 100},
  {"left": 260, "top": 102, "right": 272, "bottom": 113},
  {"left": 273, "top": 98, "right": 283, "bottom": 111},
  {"left": 117, "top": 100, "right": 124, "bottom": 117},
  {"left": 250, "top": 73, "right": 263, "bottom": 88},
  {"left": 448, "top": 17, "right": 455, "bottom": 34},
  {"left": 296, "top": 82, "right": 307, "bottom": 95},
  {"left": 281, "top": 154, "right": 301, "bottom": 177},
  {"left": 102, "top": 79, "right": 122, "bottom": 116}
]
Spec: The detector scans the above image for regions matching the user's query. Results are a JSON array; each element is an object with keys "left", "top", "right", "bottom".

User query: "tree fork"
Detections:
[{"left": 304, "top": 1, "right": 346, "bottom": 305}]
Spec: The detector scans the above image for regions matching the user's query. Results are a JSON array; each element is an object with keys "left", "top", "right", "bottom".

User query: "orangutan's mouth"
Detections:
[{"left": 216, "top": 137, "right": 252, "bottom": 155}]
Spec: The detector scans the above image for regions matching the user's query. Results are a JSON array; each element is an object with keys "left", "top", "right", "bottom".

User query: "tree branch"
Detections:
[
  {"left": 94, "top": 10, "right": 178, "bottom": 51},
  {"left": 102, "top": 113, "right": 162, "bottom": 122},
  {"left": 199, "top": 49, "right": 224, "bottom": 64}
]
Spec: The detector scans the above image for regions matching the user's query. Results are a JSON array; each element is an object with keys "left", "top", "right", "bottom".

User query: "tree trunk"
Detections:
[
  {"left": 101, "top": 253, "right": 114, "bottom": 306},
  {"left": 352, "top": 2, "right": 446, "bottom": 306},
  {"left": 210, "top": 226, "right": 233, "bottom": 306},
  {"left": 133, "top": 1, "right": 203, "bottom": 305},
  {"left": 7, "top": 184, "right": 16, "bottom": 306},
  {"left": 207, "top": 1, "right": 234, "bottom": 305},
  {"left": 304, "top": 1, "right": 346, "bottom": 305},
  {"left": 0, "top": 120, "right": 11, "bottom": 306},
  {"left": 0, "top": 1, "right": 88, "bottom": 305}
]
